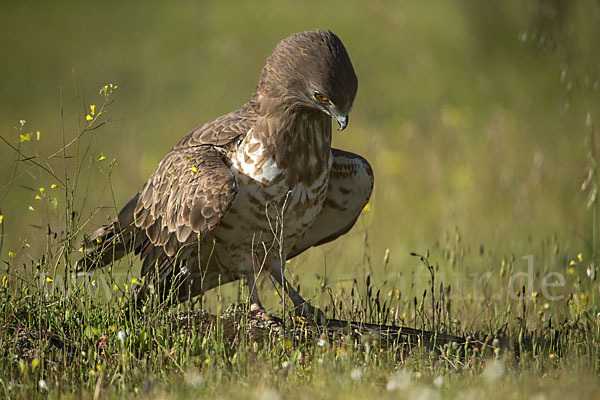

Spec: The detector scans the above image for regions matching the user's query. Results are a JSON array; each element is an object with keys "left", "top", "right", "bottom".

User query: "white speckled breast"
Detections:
[{"left": 211, "top": 127, "right": 331, "bottom": 273}]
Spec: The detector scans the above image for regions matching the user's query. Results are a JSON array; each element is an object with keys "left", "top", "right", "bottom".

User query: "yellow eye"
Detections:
[{"left": 314, "top": 93, "right": 328, "bottom": 102}]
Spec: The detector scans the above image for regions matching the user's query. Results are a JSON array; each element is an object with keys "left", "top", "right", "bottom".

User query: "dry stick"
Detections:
[
  {"left": 0, "top": 207, "right": 3, "bottom": 260},
  {"left": 59, "top": 81, "right": 71, "bottom": 337},
  {"left": 277, "top": 192, "right": 291, "bottom": 324},
  {"left": 0, "top": 136, "right": 67, "bottom": 189}
]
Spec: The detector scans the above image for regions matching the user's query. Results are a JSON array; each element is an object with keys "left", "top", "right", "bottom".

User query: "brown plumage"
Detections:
[{"left": 78, "top": 30, "right": 373, "bottom": 320}]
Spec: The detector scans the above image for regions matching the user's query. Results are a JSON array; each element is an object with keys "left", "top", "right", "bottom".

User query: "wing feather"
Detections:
[
  {"left": 287, "top": 149, "right": 374, "bottom": 259},
  {"left": 133, "top": 146, "right": 238, "bottom": 271},
  {"left": 78, "top": 104, "right": 256, "bottom": 297}
]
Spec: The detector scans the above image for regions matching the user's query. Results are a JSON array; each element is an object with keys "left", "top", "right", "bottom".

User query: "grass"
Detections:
[
  {"left": 1, "top": 81, "right": 599, "bottom": 400},
  {"left": 2, "top": 1, "right": 600, "bottom": 398}
]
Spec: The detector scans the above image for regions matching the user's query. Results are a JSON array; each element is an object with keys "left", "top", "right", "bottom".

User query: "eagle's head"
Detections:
[{"left": 257, "top": 30, "right": 358, "bottom": 131}]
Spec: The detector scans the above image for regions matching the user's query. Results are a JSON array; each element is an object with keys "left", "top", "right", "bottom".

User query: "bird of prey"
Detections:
[{"left": 79, "top": 30, "right": 374, "bottom": 321}]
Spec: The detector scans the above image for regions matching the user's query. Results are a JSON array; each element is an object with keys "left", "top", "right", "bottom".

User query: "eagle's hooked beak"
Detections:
[{"left": 334, "top": 114, "right": 348, "bottom": 131}]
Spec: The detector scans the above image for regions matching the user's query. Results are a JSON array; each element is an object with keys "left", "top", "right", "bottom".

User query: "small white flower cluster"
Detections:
[
  {"left": 483, "top": 359, "right": 506, "bottom": 383},
  {"left": 386, "top": 370, "right": 412, "bottom": 391},
  {"left": 350, "top": 367, "right": 363, "bottom": 381},
  {"left": 587, "top": 265, "right": 596, "bottom": 280}
]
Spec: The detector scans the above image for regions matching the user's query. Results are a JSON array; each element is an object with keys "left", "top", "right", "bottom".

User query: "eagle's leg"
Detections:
[{"left": 268, "top": 264, "right": 326, "bottom": 324}]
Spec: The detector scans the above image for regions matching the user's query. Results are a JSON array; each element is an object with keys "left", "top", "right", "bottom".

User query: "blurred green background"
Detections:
[{"left": 1, "top": 0, "right": 599, "bottom": 310}]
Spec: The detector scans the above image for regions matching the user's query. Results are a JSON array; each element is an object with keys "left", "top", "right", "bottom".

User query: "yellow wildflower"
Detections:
[
  {"left": 531, "top": 291, "right": 539, "bottom": 299},
  {"left": 363, "top": 203, "right": 371, "bottom": 212},
  {"left": 98, "top": 154, "right": 106, "bottom": 161},
  {"left": 39, "top": 187, "right": 44, "bottom": 193},
  {"left": 581, "top": 293, "right": 589, "bottom": 306},
  {"left": 50, "top": 184, "right": 57, "bottom": 189},
  {"left": 0, "top": 215, "right": 3, "bottom": 224},
  {"left": 8, "top": 251, "right": 15, "bottom": 258},
  {"left": 46, "top": 277, "right": 53, "bottom": 282},
  {"left": 577, "top": 253, "right": 583, "bottom": 262},
  {"left": 90, "top": 105, "right": 96, "bottom": 115},
  {"left": 28, "top": 206, "right": 34, "bottom": 211},
  {"left": 36, "top": 131, "right": 40, "bottom": 140},
  {"left": 20, "top": 133, "right": 31, "bottom": 142},
  {"left": 281, "top": 338, "right": 292, "bottom": 350},
  {"left": 35, "top": 195, "right": 41, "bottom": 200},
  {"left": 569, "top": 260, "right": 576, "bottom": 266},
  {"left": 86, "top": 114, "right": 93, "bottom": 121}
]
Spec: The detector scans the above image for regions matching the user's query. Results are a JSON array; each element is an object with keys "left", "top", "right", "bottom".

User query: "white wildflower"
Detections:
[
  {"left": 587, "top": 265, "right": 596, "bottom": 280},
  {"left": 386, "top": 370, "right": 412, "bottom": 391},
  {"left": 259, "top": 388, "right": 281, "bottom": 400},
  {"left": 529, "top": 393, "right": 547, "bottom": 400},
  {"left": 185, "top": 371, "right": 203, "bottom": 388},
  {"left": 483, "top": 359, "right": 505, "bottom": 383},
  {"left": 350, "top": 367, "right": 363, "bottom": 380},
  {"left": 410, "top": 386, "right": 441, "bottom": 400}
]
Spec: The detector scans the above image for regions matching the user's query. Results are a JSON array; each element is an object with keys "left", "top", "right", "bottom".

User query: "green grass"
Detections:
[{"left": 2, "top": 0, "right": 600, "bottom": 398}]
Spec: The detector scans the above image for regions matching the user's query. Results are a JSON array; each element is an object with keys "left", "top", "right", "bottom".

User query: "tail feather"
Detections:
[{"left": 76, "top": 194, "right": 139, "bottom": 272}]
